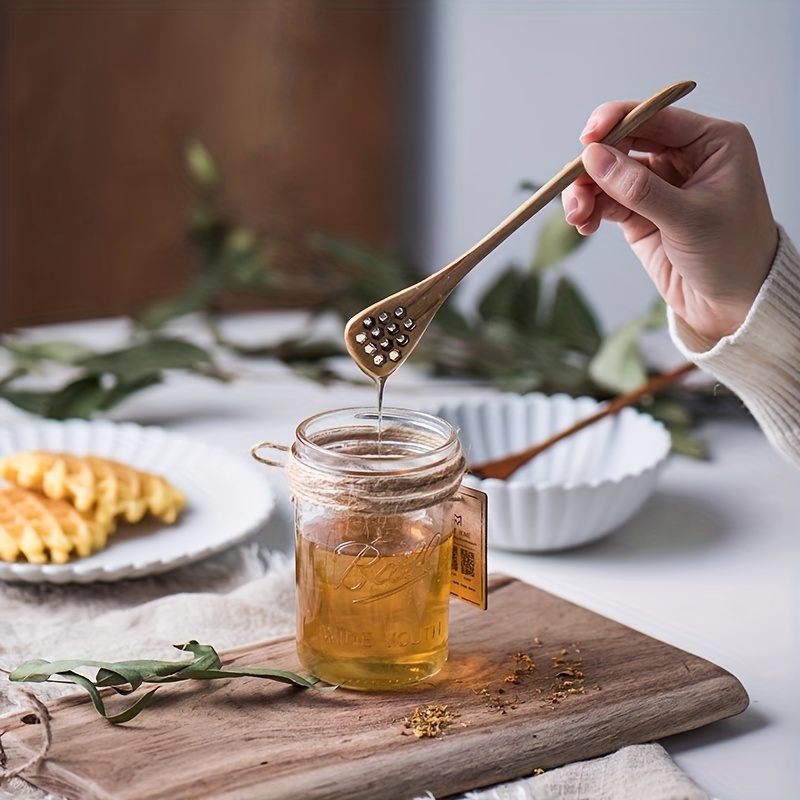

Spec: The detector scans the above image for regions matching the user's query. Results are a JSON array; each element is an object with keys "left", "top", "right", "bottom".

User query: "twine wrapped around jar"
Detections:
[
  {"left": 252, "top": 408, "right": 466, "bottom": 514},
  {"left": 284, "top": 434, "right": 466, "bottom": 515}
]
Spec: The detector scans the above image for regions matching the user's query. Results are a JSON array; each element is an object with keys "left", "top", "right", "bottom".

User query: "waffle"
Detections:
[
  {"left": 0, "top": 451, "right": 186, "bottom": 530},
  {"left": 0, "top": 486, "right": 111, "bottom": 564}
]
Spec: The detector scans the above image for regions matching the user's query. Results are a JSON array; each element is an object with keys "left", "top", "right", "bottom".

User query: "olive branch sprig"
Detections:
[{"left": 2, "top": 641, "right": 319, "bottom": 725}]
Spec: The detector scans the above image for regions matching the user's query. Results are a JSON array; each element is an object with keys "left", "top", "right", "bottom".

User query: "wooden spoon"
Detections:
[
  {"left": 344, "top": 80, "right": 697, "bottom": 381},
  {"left": 468, "top": 362, "right": 697, "bottom": 481}
]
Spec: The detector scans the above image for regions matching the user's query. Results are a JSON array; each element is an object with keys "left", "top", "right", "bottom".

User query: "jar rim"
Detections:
[{"left": 294, "top": 406, "right": 461, "bottom": 477}]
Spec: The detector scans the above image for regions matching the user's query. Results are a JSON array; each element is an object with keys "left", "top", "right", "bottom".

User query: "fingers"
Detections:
[
  {"left": 564, "top": 188, "right": 637, "bottom": 236},
  {"left": 563, "top": 181, "right": 598, "bottom": 230},
  {"left": 580, "top": 103, "right": 717, "bottom": 150},
  {"left": 579, "top": 143, "right": 685, "bottom": 230}
]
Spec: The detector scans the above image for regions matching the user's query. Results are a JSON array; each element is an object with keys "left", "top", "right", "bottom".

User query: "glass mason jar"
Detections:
[{"left": 254, "top": 407, "right": 465, "bottom": 691}]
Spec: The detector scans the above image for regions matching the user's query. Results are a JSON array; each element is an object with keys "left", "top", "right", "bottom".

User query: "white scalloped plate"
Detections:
[{"left": 0, "top": 420, "right": 275, "bottom": 584}]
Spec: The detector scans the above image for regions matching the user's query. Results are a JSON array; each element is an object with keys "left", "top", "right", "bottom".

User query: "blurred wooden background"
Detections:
[{"left": 0, "top": 0, "right": 399, "bottom": 331}]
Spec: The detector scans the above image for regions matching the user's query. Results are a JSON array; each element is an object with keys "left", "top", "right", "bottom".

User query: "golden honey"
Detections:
[
  {"left": 263, "top": 407, "right": 465, "bottom": 691},
  {"left": 296, "top": 514, "right": 453, "bottom": 690}
]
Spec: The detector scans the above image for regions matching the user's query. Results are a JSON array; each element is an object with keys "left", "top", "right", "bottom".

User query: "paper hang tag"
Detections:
[{"left": 449, "top": 485, "right": 488, "bottom": 611}]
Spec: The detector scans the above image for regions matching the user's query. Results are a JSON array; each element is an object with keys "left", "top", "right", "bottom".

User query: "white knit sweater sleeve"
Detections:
[{"left": 667, "top": 226, "right": 800, "bottom": 468}]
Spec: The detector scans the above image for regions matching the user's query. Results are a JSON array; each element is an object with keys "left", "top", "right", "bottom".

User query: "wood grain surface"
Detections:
[
  {"left": 0, "top": 1, "right": 396, "bottom": 329},
  {"left": 2, "top": 575, "right": 749, "bottom": 800}
]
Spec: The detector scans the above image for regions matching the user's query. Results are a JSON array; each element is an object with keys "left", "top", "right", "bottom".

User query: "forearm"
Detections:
[{"left": 668, "top": 226, "right": 800, "bottom": 467}]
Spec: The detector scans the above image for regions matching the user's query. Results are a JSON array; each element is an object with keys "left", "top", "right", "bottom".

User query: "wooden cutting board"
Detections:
[{"left": 2, "top": 575, "right": 748, "bottom": 800}]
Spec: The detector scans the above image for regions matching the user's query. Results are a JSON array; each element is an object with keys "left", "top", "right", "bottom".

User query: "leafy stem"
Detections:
[
  {"left": 5, "top": 641, "right": 319, "bottom": 725},
  {"left": 0, "top": 141, "right": 740, "bottom": 454}
]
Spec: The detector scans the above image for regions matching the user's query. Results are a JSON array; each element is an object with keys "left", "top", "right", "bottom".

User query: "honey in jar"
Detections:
[{"left": 284, "top": 407, "right": 465, "bottom": 690}]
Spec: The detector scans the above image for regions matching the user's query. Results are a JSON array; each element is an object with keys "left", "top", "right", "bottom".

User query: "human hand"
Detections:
[{"left": 562, "top": 103, "right": 779, "bottom": 343}]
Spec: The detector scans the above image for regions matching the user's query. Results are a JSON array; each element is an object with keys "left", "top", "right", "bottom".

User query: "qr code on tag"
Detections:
[{"left": 458, "top": 546, "right": 475, "bottom": 577}]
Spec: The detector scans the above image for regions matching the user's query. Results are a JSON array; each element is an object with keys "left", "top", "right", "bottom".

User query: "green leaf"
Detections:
[
  {"left": 269, "top": 339, "right": 345, "bottom": 364},
  {"left": 645, "top": 398, "right": 694, "bottom": 427},
  {"left": 11, "top": 657, "right": 175, "bottom": 686},
  {"left": 509, "top": 272, "right": 542, "bottom": 336},
  {"left": 97, "top": 658, "right": 194, "bottom": 683},
  {"left": 531, "top": 211, "right": 586, "bottom": 274},
  {"left": 0, "top": 374, "right": 164, "bottom": 421},
  {"left": 547, "top": 277, "right": 602, "bottom": 355},
  {"left": 58, "top": 671, "right": 108, "bottom": 717},
  {"left": 46, "top": 376, "right": 108, "bottom": 420},
  {"left": 7, "top": 658, "right": 58, "bottom": 682},
  {"left": 174, "top": 641, "right": 222, "bottom": 672},
  {"left": 185, "top": 139, "right": 220, "bottom": 188},
  {"left": 178, "top": 668, "right": 318, "bottom": 688},
  {"left": 97, "top": 374, "right": 164, "bottom": 413},
  {"left": 644, "top": 296, "right": 668, "bottom": 329},
  {"left": 477, "top": 267, "right": 543, "bottom": 333},
  {"left": 78, "top": 339, "right": 216, "bottom": 383},
  {"left": 104, "top": 688, "right": 161, "bottom": 724},
  {"left": 187, "top": 206, "right": 229, "bottom": 268},
  {"left": 4, "top": 340, "right": 97, "bottom": 366},
  {"left": 431, "top": 300, "right": 474, "bottom": 337},
  {"left": 188, "top": 203, "right": 215, "bottom": 234},
  {"left": 668, "top": 429, "right": 710, "bottom": 459},
  {"left": 7, "top": 642, "right": 319, "bottom": 724},
  {"left": 0, "top": 387, "right": 53, "bottom": 417},
  {"left": 588, "top": 320, "right": 647, "bottom": 393},
  {"left": 477, "top": 268, "right": 523, "bottom": 322},
  {"left": 516, "top": 333, "right": 591, "bottom": 393},
  {"left": 95, "top": 667, "right": 145, "bottom": 692},
  {"left": 225, "top": 228, "right": 258, "bottom": 257}
]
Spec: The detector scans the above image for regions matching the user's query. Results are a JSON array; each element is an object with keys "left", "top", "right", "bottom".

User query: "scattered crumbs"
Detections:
[
  {"left": 486, "top": 694, "right": 520, "bottom": 714},
  {"left": 402, "top": 704, "right": 461, "bottom": 738},
  {"left": 476, "top": 678, "right": 523, "bottom": 714},
  {"left": 504, "top": 652, "right": 536, "bottom": 684},
  {"left": 546, "top": 645, "right": 586, "bottom": 705},
  {"left": 473, "top": 640, "right": 596, "bottom": 713}
]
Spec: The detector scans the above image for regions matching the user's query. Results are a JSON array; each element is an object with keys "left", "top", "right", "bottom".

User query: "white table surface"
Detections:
[{"left": 2, "top": 312, "right": 798, "bottom": 800}]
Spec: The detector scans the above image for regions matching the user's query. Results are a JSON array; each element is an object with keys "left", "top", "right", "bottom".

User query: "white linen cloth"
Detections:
[{"left": 0, "top": 542, "right": 710, "bottom": 800}]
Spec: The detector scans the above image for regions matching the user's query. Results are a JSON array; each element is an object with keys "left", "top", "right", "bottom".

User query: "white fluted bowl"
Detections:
[{"left": 432, "top": 393, "right": 672, "bottom": 552}]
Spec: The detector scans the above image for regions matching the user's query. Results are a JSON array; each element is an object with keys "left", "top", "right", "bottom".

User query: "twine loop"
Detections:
[{"left": 284, "top": 446, "right": 466, "bottom": 514}]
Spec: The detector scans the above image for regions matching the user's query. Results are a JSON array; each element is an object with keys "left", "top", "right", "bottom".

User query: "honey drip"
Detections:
[{"left": 374, "top": 375, "right": 387, "bottom": 452}]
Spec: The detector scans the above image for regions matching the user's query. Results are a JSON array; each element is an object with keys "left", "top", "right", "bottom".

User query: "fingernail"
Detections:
[
  {"left": 564, "top": 195, "right": 578, "bottom": 223},
  {"left": 580, "top": 117, "right": 598, "bottom": 140},
  {"left": 584, "top": 143, "right": 617, "bottom": 178}
]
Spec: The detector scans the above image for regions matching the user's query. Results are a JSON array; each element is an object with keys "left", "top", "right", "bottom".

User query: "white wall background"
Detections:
[{"left": 402, "top": 0, "right": 799, "bottom": 337}]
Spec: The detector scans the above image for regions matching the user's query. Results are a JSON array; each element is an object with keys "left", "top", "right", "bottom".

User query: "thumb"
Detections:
[{"left": 582, "top": 142, "right": 681, "bottom": 227}]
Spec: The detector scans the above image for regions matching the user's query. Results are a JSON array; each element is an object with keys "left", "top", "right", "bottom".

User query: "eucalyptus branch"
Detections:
[
  {"left": 0, "top": 139, "right": 734, "bottom": 456},
  {"left": 5, "top": 641, "right": 320, "bottom": 725}
]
